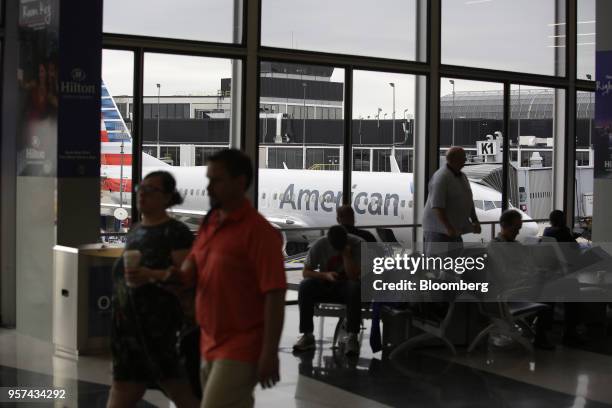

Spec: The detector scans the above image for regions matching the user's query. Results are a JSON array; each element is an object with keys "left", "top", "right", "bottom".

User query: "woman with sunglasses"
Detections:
[{"left": 107, "top": 171, "right": 199, "bottom": 408}]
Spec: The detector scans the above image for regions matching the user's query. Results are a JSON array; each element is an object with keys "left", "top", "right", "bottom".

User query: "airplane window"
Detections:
[
  {"left": 273, "top": 193, "right": 278, "bottom": 200},
  {"left": 408, "top": 200, "right": 413, "bottom": 208},
  {"left": 484, "top": 200, "right": 495, "bottom": 211},
  {"left": 190, "top": 189, "right": 194, "bottom": 196},
  {"left": 400, "top": 200, "right": 406, "bottom": 208},
  {"left": 262, "top": 193, "right": 266, "bottom": 199},
  {"left": 473, "top": 200, "right": 484, "bottom": 210},
  {"left": 494, "top": 201, "right": 502, "bottom": 208}
]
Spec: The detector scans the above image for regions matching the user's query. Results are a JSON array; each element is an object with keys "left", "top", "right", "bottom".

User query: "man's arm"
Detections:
[
  {"left": 303, "top": 241, "right": 337, "bottom": 281},
  {"left": 342, "top": 245, "right": 361, "bottom": 281},
  {"left": 258, "top": 288, "right": 285, "bottom": 389},
  {"left": 125, "top": 249, "right": 192, "bottom": 286},
  {"left": 470, "top": 206, "right": 481, "bottom": 234},
  {"left": 433, "top": 208, "right": 458, "bottom": 237},
  {"left": 303, "top": 266, "right": 337, "bottom": 281}
]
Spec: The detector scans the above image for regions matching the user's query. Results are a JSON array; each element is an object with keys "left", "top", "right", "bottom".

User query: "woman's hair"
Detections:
[
  {"left": 143, "top": 171, "right": 183, "bottom": 207},
  {"left": 549, "top": 209, "right": 565, "bottom": 228}
]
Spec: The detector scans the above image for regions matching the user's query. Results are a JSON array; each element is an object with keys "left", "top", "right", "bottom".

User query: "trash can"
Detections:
[{"left": 53, "top": 243, "right": 122, "bottom": 359}]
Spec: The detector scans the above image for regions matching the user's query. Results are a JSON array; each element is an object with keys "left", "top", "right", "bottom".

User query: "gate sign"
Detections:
[{"left": 477, "top": 141, "right": 498, "bottom": 156}]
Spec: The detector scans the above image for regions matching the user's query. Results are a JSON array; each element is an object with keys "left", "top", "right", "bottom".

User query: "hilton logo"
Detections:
[
  {"left": 61, "top": 67, "right": 96, "bottom": 96},
  {"left": 71, "top": 68, "right": 86, "bottom": 82}
]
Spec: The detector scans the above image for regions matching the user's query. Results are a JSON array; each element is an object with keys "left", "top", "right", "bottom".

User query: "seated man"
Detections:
[
  {"left": 336, "top": 205, "right": 377, "bottom": 243},
  {"left": 293, "top": 225, "right": 364, "bottom": 356},
  {"left": 543, "top": 210, "right": 577, "bottom": 243},
  {"left": 487, "top": 210, "right": 555, "bottom": 350}
]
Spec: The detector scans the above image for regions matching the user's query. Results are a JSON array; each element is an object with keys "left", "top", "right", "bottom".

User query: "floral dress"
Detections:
[{"left": 111, "top": 219, "right": 194, "bottom": 383}]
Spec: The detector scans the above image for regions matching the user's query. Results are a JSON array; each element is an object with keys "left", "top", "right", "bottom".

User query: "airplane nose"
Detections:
[{"left": 517, "top": 213, "right": 540, "bottom": 241}]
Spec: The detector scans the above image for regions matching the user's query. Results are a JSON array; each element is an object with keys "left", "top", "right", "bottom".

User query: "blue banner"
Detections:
[
  {"left": 594, "top": 50, "right": 612, "bottom": 179},
  {"left": 57, "top": 0, "right": 102, "bottom": 178}
]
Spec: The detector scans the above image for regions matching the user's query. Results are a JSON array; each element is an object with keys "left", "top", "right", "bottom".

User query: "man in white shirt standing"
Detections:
[{"left": 422, "top": 147, "right": 481, "bottom": 255}]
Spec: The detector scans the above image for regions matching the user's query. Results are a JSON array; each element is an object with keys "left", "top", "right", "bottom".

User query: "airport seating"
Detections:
[
  {"left": 388, "top": 299, "right": 458, "bottom": 359},
  {"left": 314, "top": 302, "right": 373, "bottom": 348},
  {"left": 468, "top": 288, "right": 549, "bottom": 353}
]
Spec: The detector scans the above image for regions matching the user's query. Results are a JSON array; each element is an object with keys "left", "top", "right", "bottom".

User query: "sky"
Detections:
[{"left": 101, "top": 0, "right": 596, "bottom": 118}]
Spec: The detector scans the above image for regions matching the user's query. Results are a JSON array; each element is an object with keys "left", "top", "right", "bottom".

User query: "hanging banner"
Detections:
[
  {"left": 17, "top": 0, "right": 59, "bottom": 177},
  {"left": 57, "top": 0, "right": 102, "bottom": 178},
  {"left": 594, "top": 37, "right": 612, "bottom": 178}
]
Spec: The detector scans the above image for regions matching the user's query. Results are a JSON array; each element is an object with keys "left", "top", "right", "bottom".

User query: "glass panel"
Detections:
[
  {"left": 101, "top": 49, "right": 134, "bottom": 238},
  {"left": 140, "top": 53, "right": 237, "bottom": 227},
  {"left": 103, "top": 0, "right": 239, "bottom": 44},
  {"left": 575, "top": 91, "right": 594, "bottom": 241},
  {"left": 577, "top": 0, "right": 596, "bottom": 80},
  {"left": 194, "top": 146, "right": 225, "bottom": 166},
  {"left": 143, "top": 52, "right": 234, "bottom": 165},
  {"left": 352, "top": 70, "right": 420, "bottom": 245},
  {"left": 440, "top": 78, "right": 503, "bottom": 243},
  {"left": 442, "top": 0, "right": 565, "bottom": 76},
  {"left": 258, "top": 61, "right": 345, "bottom": 255},
  {"left": 510, "top": 85, "right": 565, "bottom": 239},
  {"left": 261, "top": 0, "right": 420, "bottom": 61}
]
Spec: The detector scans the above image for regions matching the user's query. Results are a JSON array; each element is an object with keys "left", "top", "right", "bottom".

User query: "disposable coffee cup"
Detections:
[{"left": 123, "top": 250, "right": 142, "bottom": 287}]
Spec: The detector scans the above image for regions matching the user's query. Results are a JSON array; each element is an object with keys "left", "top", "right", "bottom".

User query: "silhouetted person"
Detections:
[
  {"left": 336, "top": 204, "right": 377, "bottom": 243},
  {"left": 543, "top": 210, "right": 577, "bottom": 243},
  {"left": 293, "top": 226, "right": 364, "bottom": 356},
  {"left": 423, "top": 147, "right": 481, "bottom": 255}
]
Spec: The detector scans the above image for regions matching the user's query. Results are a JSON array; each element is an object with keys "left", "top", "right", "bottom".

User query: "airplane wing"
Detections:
[
  {"left": 101, "top": 203, "right": 310, "bottom": 230},
  {"left": 264, "top": 215, "right": 310, "bottom": 229},
  {"left": 101, "top": 202, "right": 208, "bottom": 217}
]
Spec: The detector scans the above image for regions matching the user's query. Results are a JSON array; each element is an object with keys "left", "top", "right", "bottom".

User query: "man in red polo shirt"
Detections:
[{"left": 179, "top": 149, "right": 286, "bottom": 408}]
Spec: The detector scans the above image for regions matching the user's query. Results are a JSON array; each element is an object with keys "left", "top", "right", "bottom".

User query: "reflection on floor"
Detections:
[
  {"left": 0, "top": 365, "right": 154, "bottom": 407},
  {"left": 1, "top": 305, "right": 612, "bottom": 407}
]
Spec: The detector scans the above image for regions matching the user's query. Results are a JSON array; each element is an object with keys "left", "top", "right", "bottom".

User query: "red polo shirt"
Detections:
[{"left": 182, "top": 199, "right": 286, "bottom": 363}]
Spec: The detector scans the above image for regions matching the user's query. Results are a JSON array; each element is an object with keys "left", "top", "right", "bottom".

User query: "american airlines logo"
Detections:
[{"left": 280, "top": 183, "right": 400, "bottom": 216}]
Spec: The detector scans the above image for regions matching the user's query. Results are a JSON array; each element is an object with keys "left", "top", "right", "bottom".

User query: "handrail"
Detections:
[
  {"left": 278, "top": 218, "right": 547, "bottom": 233},
  {"left": 101, "top": 219, "right": 548, "bottom": 236}
]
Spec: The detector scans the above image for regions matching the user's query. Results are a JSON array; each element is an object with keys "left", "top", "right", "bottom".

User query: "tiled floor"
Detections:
[{"left": 1, "top": 305, "right": 612, "bottom": 407}]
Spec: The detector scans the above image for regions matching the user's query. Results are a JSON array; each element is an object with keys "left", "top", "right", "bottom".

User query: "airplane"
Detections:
[{"left": 100, "top": 82, "right": 539, "bottom": 252}]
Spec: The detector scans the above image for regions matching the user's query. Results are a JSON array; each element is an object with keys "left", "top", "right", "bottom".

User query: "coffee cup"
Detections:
[{"left": 123, "top": 250, "right": 141, "bottom": 287}]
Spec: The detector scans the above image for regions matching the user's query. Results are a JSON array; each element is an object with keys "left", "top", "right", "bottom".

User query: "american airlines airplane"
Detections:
[{"left": 100, "top": 82, "right": 538, "bottom": 251}]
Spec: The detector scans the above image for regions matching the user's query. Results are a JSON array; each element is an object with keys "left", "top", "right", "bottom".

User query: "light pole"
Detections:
[
  {"left": 377, "top": 107, "right": 382, "bottom": 140},
  {"left": 389, "top": 82, "right": 396, "bottom": 157},
  {"left": 517, "top": 84, "right": 521, "bottom": 165},
  {"left": 449, "top": 79, "right": 455, "bottom": 147},
  {"left": 156, "top": 83, "right": 161, "bottom": 158},
  {"left": 302, "top": 82, "right": 307, "bottom": 169},
  {"left": 359, "top": 115, "right": 363, "bottom": 145},
  {"left": 119, "top": 140, "right": 124, "bottom": 207}
]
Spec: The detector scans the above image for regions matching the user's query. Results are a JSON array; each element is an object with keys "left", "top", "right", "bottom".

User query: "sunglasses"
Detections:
[{"left": 135, "top": 184, "right": 164, "bottom": 194}]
